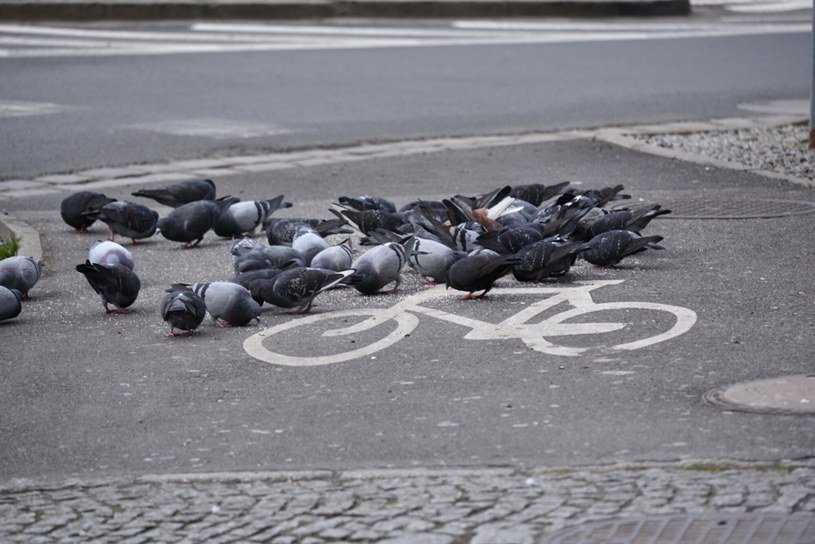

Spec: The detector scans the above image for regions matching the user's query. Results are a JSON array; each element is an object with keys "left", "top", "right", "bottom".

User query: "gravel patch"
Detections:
[{"left": 633, "top": 122, "right": 814, "bottom": 183}]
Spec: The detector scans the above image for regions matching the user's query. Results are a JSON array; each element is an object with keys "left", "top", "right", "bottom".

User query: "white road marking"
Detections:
[
  {"left": 0, "top": 99, "right": 71, "bottom": 118},
  {"left": 0, "top": 14, "right": 807, "bottom": 58},
  {"left": 124, "top": 118, "right": 291, "bottom": 140},
  {"left": 244, "top": 281, "right": 698, "bottom": 367}
]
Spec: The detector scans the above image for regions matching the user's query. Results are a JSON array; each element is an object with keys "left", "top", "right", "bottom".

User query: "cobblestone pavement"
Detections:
[{"left": 2, "top": 463, "right": 814, "bottom": 543}]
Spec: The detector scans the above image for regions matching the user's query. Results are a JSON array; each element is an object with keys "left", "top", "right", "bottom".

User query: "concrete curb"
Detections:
[
  {"left": 0, "top": 212, "right": 43, "bottom": 262},
  {"left": 0, "top": 0, "right": 691, "bottom": 21}
]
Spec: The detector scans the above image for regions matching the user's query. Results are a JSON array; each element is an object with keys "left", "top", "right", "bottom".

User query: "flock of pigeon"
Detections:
[{"left": 0, "top": 177, "right": 671, "bottom": 336}]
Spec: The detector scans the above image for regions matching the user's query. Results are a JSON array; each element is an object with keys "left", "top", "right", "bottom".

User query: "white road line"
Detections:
[{"left": 0, "top": 19, "right": 808, "bottom": 58}]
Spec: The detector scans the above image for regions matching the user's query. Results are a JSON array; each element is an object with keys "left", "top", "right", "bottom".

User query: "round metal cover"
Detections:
[
  {"left": 704, "top": 375, "right": 815, "bottom": 415},
  {"left": 659, "top": 198, "right": 815, "bottom": 219},
  {"left": 541, "top": 514, "right": 815, "bottom": 544}
]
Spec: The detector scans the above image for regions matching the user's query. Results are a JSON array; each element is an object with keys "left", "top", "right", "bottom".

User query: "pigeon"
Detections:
[
  {"left": 88, "top": 240, "right": 134, "bottom": 270},
  {"left": 84, "top": 200, "right": 159, "bottom": 243},
  {"left": 131, "top": 178, "right": 216, "bottom": 208},
  {"left": 229, "top": 237, "right": 265, "bottom": 258},
  {"left": 188, "top": 282, "right": 261, "bottom": 327},
  {"left": 232, "top": 266, "right": 295, "bottom": 305},
  {"left": 588, "top": 204, "right": 671, "bottom": 238},
  {"left": 409, "top": 237, "right": 466, "bottom": 285},
  {"left": 0, "top": 256, "right": 44, "bottom": 299},
  {"left": 60, "top": 191, "right": 116, "bottom": 232},
  {"left": 512, "top": 239, "right": 580, "bottom": 282},
  {"left": 351, "top": 242, "right": 406, "bottom": 294},
  {"left": 76, "top": 260, "right": 141, "bottom": 313},
  {"left": 213, "top": 196, "right": 290, "bottom": 238},
  {"left": 291, "top": 225, "right": 329, "bottom": 266},
  {"left": 330, "top": 207, "right": 407, "bottom": 236},
  {"left": 233, "top": 246, "right": 305, "bottom": 273},
  {"left": 573, "top": 230, "right": 665, "bottom": 267},
  {"left": 445, "top": 252, "right": 520, "bottom": 299},
  {"left": 338, "top": 195, "right": 398, "bottom": 213},
  {"left": 476, "top": 223, "right": 547, "bottom": 254},
  {"left": 310, "top": 239, "right": 354, "bottom": 272},
  {"left": 157, "top": 198, "right": 235, "bottom": 248},
  {"left": 0, "top": 286, "right": 22, "bottom": 322},
  {"left": 160, "top": 285, "right": 207, "bottom": 336},
  {"left": 265, "top": 217, "right": 349, "bottom": 246},
  {"left": 508, "top": 182, "right": 570, "bottom": 207},
  {"left": 261, "top": 267, "right": 357, "bottom": 313}
]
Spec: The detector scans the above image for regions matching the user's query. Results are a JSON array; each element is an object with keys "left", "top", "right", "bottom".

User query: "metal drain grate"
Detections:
[
  {"left": 659, "top": 198, "right": 815, "bottom": 220},
  {"left": 541, "top": 514, "right": 815, "bottom": 544}
]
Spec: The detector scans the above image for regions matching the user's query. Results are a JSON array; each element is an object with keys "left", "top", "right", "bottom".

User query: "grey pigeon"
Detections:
[
  {"left": 84, "top": 200, "right": 158, "bottom": 243},
  {"left": 76, "top": 260, "right": 141, "bottom": 313},
  {"left": 157, "top": 198, "right": 235, "bottom": 248},
  {"left": 445, "top": 252, "right": 520, "bottom": 299},
  {"left": 351, "top": 242, "right": 406, "bottom": 294},
  {"left": 310, "top": 239, "right": 354, "bottom": 272},
  {"left": 88, "top": 240, "right": 134, "bottom": 270},
  {"left": 263, "top": 267, "right": 357, "bottom": 313},
  {"left": 0, "top": 286, "right": 22, "bottom": 322},
  {"left": 409, "top": 237, "right": 466, "bottom": 285},
  {"left": 573, "top": 229, "right": 664, "bottom": 267},
  {"left": 189, "top": 281, "right": 261, "bottom": 327},
  {"left": 160, "top": 285, "right": 207, "bottom": 336},
  {"left": 229, "top": 237, "right": 264, "bottom": 258},
  {"left": 291, "top": 225, "right": 329, "bottom": 266},
  {"left": 60, "top": 191, "right": 116, "bottom": 232},
  {"left": 0, "top": 256, "right": 44, "bottom": 299},
  {"left": 213, "top": 196, "right": 290, "bottom": 238},
  {"left": 132, "top": 178, "right": 216, "bottom": 208}
]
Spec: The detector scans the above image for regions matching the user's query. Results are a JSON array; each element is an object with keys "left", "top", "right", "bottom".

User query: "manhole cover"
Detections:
[
  {"left": 659, "top": 198, "right": 815, "bottom": 219},
  {"left": 541, "top": 514, "right": 815, "bottom": 544},
  {"left": 704, "top": 375, "right": 815, "bottom": 415}
]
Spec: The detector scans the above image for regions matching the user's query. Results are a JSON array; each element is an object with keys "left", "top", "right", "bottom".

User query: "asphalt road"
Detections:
[
  {"left": 1, "top": 14, "right": 813, "bottom": 485},
  {"left": 0, "top": 18, "right": 810, "bottom": 179},
  {"left": 3, "top": 134, "right": 814, "bottom": 482}
]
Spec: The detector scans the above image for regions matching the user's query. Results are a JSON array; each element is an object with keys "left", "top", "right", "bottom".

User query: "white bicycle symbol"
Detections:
[{"left": 243, "top": 279, "right": 697, "bottom": 367}]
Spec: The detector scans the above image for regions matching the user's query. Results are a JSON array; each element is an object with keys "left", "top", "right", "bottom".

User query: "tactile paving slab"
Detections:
[{"left": 541, "top": 514, "right": 815, "bottom": 544}]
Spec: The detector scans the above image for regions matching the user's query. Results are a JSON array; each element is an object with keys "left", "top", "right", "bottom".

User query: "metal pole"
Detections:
[{"left": 811, "top": 0, "right": 815, "bottom": 148}]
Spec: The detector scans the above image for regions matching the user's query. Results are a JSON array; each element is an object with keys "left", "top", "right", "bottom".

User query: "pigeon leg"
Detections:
[
  {"left": 165, "top": 328, "right": 176, "bottom": 337},
  {"left": 215, "top": 319, "right": 233, "bottom": 328},
  {"left": 105, "top": 306, "right": 132, "bottom": 315},
  {"left": 423, "top": 277, "right": 442, "bottom": 285}
]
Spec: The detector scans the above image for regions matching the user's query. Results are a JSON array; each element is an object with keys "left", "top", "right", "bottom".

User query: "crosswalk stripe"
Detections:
[{"left": 0, "top": 14, "right": 808, "bottom": 59}]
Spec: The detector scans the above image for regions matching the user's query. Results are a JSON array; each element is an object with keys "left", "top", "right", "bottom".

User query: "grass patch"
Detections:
[{"left": 0, "top": 235, "right": 18, "bottom": 259}]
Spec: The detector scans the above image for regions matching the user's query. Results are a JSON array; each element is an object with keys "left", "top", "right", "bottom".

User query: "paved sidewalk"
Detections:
[
  {"left": 3, "top": 462, "right": 814, "bottom": 543},
  {"left": 0, "top": 0, "right": 690, "bottom": 22}
]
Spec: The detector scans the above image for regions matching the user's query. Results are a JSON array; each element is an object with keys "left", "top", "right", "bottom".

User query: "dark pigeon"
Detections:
[
  {"left": 512, "top": 239, "right": 580, "bottom": 282},
  {"left": 76, "top": 260, "right": 141, "bottom": 313},
  {"left": 160, "top": 285, "right": 207, "bottom": 336},
  {"left": 573, "top": 230, "right": 665, "bottom": 267},
  {"left": 132, "top": 178, "right": 216, "bottom": 208},
  {"left": 262, "top": 267, "right": 357, "bottom": 313},
  {"left": 588, "top": 204, "right": 671, "bottom": 238},
  {"left": 445, "top": 252, "right": 520, "bottom": 300},
  {"left": 84, "top": 200, "right": 158, "bottom": 243},
  {"left": 338, "top": 195, "right": 397, "bottom": 213},
  {"left": 157, "top": 198, "right": 236, "bottom": 248},
  {"left": 60, "top": 191, "right": 116, "bottom": 232}
]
